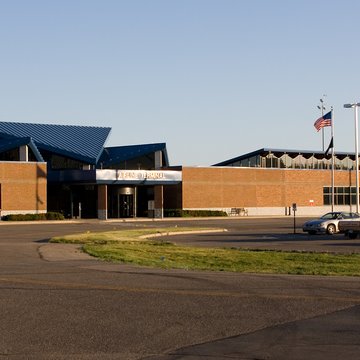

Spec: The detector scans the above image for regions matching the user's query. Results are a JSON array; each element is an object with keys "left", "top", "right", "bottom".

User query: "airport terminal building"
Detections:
[{"left": 0, "top": 121, "right": 359, "bottom": 219}]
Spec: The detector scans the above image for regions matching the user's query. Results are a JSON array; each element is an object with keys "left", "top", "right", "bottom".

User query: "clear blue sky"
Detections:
[{"left": 1, "top": 0, "right": 360, "bottom": 166}]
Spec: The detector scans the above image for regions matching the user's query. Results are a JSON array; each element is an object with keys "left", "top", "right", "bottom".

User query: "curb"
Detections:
[{"left": 139, "top": 228, "right": 228, "bottom": 239}]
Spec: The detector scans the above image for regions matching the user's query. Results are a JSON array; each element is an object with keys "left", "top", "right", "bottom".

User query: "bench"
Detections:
[{"left": 229, "top": 207, "right": 248, "bottom": 216}]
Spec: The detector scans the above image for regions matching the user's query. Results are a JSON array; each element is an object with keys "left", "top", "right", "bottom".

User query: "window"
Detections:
[
  {"left": 293, "top": 155, "right": 303, "bottom": 169},
  {"left": 265, "top": 154, "right": 279, "bottom": 168},
  {"left": 323, "top": 186, "right": 358, "bottom": 205},
  {"left": 280, "top": 154, "right": 292, "bottom": 168},
  {"left": 0, "top": 148, "right": 19, "bottom": 161},
  {"left": 249, "top": 155, "right": 260, "bottom": 167}
]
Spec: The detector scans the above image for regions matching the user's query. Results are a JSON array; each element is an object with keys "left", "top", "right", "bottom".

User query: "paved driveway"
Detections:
[
  {"left": 163, "top": 228, "right": 360, "bottom": 253},
  {"left": 0, "top": 219, "right": 359, "bottom": 359}
]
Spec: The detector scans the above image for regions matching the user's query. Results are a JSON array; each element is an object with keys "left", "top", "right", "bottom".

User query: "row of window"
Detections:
[
  {"left": 230, "top": 154, "right": 357, "bottom": 171},
  {"left": 323, "top": 186, "right": 360, "bottom": 205}
]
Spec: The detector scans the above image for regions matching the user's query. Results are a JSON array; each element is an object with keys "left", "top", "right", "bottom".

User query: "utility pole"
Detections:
[{"left": 344, "top": 102, "right": 360, "bottom": 214}]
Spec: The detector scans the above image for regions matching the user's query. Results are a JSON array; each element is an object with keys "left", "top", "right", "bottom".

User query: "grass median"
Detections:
[{"left": 50, "top": 227, "right": 360, "bottom": 276}]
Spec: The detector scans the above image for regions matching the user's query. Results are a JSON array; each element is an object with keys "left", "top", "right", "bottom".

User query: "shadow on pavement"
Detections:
[{"left": 145, "top": 305, "right": 360, "bottom": 360}]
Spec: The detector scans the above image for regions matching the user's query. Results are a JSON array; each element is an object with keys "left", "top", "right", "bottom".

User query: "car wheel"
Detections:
[
  {"left": 348, "top": 231, "right": 358, "bottom": 239},
  {"left": 326, "top": 224, "right": 336, "bottom": 235}
]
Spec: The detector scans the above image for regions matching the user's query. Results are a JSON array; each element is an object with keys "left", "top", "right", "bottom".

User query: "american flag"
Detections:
[{"left": 314, "top": 111, "right": 332, "bottom": 131}]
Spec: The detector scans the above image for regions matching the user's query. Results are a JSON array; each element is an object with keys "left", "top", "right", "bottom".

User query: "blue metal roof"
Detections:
[
  {"left": 0, "top": 122, "right": 111, "bottom": 164},
  {"left": 99, "top": 143, "right": 168, "bottom": 167}
]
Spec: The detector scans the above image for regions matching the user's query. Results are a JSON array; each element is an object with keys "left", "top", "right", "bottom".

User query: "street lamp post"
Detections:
[{"left": 344, "top": 103, "right": 360, "bottom": 213}]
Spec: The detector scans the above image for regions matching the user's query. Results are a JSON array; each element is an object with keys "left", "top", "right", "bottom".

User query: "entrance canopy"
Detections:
[
  {"left": 96, "top": 169, "right": 181, "bottom": 185},
  {"left": 96, "top": 170, "right": 182, "bottom": 185},
  {"left": 48, "top": 169, "right": 182, "bottom": 185}
]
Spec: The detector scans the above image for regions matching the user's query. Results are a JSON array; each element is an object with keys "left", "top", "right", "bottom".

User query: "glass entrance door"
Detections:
[
  {"left": 108, "top": 187, "right": 135, "bottom": 218},
  {"left": 119, "top": 194, "right": 133, "bottom": 218}
]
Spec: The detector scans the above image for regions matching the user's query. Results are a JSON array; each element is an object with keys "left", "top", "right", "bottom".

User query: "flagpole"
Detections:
[
  {"left": 320, "top": 103, "right": 325, "bottom": 151},
  {"left": 314, "top": 108, "right": 334, "bottom": 210},
  {"left": 355, "top": 106, "right": 359, "bottom": 214},
  {"left": 330, "top": 107, "right": 335, "bottom": 212},
  {"left": 318, "top": 98, "right": 326, "bottom": 151}
]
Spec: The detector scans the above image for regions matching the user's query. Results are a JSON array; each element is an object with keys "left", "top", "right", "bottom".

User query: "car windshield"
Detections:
[{"left": 321, "top": 213, "right": 340, "bottom": 220}]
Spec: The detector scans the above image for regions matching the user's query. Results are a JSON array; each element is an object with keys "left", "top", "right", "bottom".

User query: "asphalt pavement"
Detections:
[
  {"left": 0, "top": 218, "right": 359, "bottom": 359},
  {"left": 146, "top": 305, "right": 360, "bottom": 360}
]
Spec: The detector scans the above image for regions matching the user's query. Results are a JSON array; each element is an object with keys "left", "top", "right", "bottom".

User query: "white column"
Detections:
[{"left": 19, "top": 145, "right": 29, "bottom": 162}]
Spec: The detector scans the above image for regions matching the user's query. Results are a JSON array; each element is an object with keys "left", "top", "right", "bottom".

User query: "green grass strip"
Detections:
[{"left": 50, "top": 228, "right": 360, "bottom": 276}]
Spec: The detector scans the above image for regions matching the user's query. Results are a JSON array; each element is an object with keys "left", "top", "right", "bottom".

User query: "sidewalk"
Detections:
[{"left": 0, "top": 214, "right": 308, "bottom": 225}]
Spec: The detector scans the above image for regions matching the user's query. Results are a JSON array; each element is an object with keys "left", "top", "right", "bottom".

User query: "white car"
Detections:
[{"left": 302, "top": 212, "right": 360, "bottom": 235}]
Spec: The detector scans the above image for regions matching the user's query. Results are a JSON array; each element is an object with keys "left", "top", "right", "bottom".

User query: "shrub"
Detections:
[
  {"left": 46, "top": 212, "right": 65, "bottom": 220},
  {"left": 1, "top": 212, "right": 65, "bottom": 221},
  {"left": 164, "top": 209, "right": 227, "bottom": 217}
]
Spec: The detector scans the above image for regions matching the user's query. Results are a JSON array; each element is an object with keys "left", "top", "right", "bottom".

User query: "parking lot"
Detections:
[
  {"left": 0, "top": 217, "right": 359, "bottom": 359},
  {"left": 133, "top": 216, "right": 360, "bottom": 254}
]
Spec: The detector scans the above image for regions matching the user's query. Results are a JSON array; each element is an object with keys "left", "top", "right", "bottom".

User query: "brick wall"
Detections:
[
  {"left": 0, "top": 162, "right": 47, "bottom": 213},
  {"left": 181, "top": 167, "right": 355, "bottom": 209}
]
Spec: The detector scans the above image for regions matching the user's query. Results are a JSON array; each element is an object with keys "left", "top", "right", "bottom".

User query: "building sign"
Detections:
[{"left": 96, "top": 169, "right": 182, "bottom": 185}]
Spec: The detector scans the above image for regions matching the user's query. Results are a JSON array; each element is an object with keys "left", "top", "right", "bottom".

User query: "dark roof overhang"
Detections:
[
  {"left": 0, "top": 137, "right": 44, "bottom": 162},
  {"left": 99, "top": 142, "right": 169, "bottom": 167}
]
